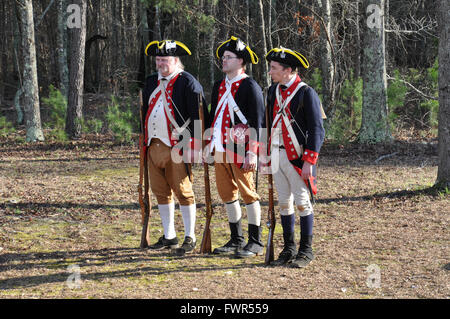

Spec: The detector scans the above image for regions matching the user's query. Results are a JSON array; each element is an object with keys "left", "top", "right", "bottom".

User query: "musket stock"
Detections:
[
  {"left": 198, "top": 94, "right": 213, "bottom": 254},
  {"left": 265, "top": 175, "right": 275, "bottom": 265},
  {"left": 138, "top": 90, "right": 151, "bottom": 248},
  {"left": 264, "top": 88, "right": 276, "bottom": 265},
  {"left": 306, "top": 178, "right": 316, "bottom": 205}
]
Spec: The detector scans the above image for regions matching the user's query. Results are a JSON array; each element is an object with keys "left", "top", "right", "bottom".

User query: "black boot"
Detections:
[
  {"left": 291, "top": 234, "right": 314, "bottom": 268},
  {"left": 271, "top": 231, "right": 296, "bottom": 266},
  {"left": 235, "top": 224, "right": 264, "bottom": 258},
  {"left": 213, "top": 220, "right": 245, "bottom": 254}
]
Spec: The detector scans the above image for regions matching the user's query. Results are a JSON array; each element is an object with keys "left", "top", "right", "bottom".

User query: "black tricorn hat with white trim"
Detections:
[
  {"left": 265, "top": 47, "right": 309, "bottom": 69},
  {"left": 145, "top": 40, "right": 191, "bottom": 57},
  {"left": 216, "top": 36, "right": 259, "bottom": 64}
]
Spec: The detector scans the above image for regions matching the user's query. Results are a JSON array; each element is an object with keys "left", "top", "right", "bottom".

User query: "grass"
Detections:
[{"left": 0, "top": 134, "right": 448, "bottom": 299}]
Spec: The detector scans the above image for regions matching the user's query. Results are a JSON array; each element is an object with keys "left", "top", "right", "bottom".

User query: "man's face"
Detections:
[
  {"left": 221, "top": 50, "right": 244, "bottom": 74},
  {"left": 268, "top": 61, "right": 291, "bottom": 83},
  {"left": 156, "top": 56, "right": 178, "bottom": 77}
]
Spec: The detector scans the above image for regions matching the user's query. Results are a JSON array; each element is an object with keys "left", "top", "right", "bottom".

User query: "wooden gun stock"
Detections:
[
  {"left": 198, "top": 94, "right": 213, "bottom": 254},
  {"left": 264, "top": 88, "right": 276, "bottom": 265},
  {"left": 265, "top": 175, "right": 276, "bottom": 265},
  {"left": 138, "top": 90, "right": 151, "bottom": 248},
  {"left": 306, "top": 178, "right": 316, "bottom": 205}
]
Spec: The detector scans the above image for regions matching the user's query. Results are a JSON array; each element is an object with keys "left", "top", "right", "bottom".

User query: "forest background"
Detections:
[{"left": 0, "top": 0, "right": 442, "bottom": 146}]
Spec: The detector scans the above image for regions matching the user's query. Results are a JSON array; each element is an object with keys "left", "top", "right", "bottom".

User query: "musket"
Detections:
[
  {"left": 138, "top": 90, "right": 151, "bottom": 248},
  {"left": 306, "top": 178, "right": 316, "bottom": 205},
  {"left": 264, "top": 88, "right": 276, "bottom": 265},
  {"left": 199, "top": 93, "right": 213, "bottom": 254}
]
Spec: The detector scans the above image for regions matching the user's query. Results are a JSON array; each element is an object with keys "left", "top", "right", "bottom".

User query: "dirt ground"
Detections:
[{"left": 0, "top": 131, "right": 448, "bottom": 299}]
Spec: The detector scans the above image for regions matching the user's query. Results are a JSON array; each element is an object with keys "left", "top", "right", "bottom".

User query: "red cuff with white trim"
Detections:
[{"left": 302, "top": 149, "right": 319, "bottom": 165}]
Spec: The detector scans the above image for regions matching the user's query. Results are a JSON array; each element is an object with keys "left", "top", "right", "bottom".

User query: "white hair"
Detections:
[{"left": 174, "top": 56, "right": 185, "bottom": 70}]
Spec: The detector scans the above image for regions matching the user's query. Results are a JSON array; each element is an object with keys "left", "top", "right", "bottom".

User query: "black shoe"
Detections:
[
  {"left": 290, "top": 253, "right": 314, "bottom": 268},
  {"left": 213, "top": 239, "right": 244, "bottom": 255},
  {"left": 291, "top": 233, "right": 313, "bottom": 266},
  {"left": 173, "top": 236, "right": 196, "bottom": 256},
  {"left": 271, "top": 229, "right": 296, "bottom": 266},
  {"left": 271, "top": 249, "right": 296, "bottom": 266},
  {"left": 148, "top": 236, "right": 179, "bottom": 250},
  {"left": 234, "top": 244, "right": 264, "bottom": 258}
]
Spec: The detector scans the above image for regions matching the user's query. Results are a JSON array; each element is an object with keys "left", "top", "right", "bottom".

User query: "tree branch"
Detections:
[
  {"left": 386, "top": 74, "right": 438, "bottom": 101},
  {"left": 35, "top": 0, "right": 55, "bottom": 28}
]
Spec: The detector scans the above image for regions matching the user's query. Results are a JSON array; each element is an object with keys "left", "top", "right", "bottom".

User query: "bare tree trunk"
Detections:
[
  {"left": 119, "top": 0, "right": 126, "bottom": 68},
  {"left": 208, "top": 0, "right": 216, "bottom": 91},
  {"left": 358, "top": 0, "right": 391, "bottom": 143},
  {"left": 266, "top": 0, "right": 274, "bottom": 50},
  {"left": 138, "top": 0, "right": 149, "bottom": 85},
  {"left": 436, "top": 0, "right": 450, "bottom": 187},
  {"left": 66, "top": 0, "right": 87, "bottom": 139},
  {"left": 257, "top": 0, "right": 270, "bottom": 88},
  {"left": 12, "top": 3, "right": 24, "bottom": 125},
  {"left": 155, "top": 5, "right": 162, "bottom": 39},
  {"left": 245, "top": 0, "right": 252, "bottom": 76},
  {"left": 0, "top": 1, "right": 7, "bottom": 104},
  {"left": 57, "top": 0, "right": 69, "bottom": 99},
  {"left": 19, "top": 0, "right": 44, "bottom": 142},
  {"left": 354, "top": 0, "right": 361, "bottom": 79},
  {"left": 317, "top": 0, "right": 335, "bottom": 118}
]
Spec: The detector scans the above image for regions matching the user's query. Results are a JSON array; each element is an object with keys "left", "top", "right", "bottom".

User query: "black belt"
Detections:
[{"left": 279, "top": 145, "right": 285, "bottom": 149}]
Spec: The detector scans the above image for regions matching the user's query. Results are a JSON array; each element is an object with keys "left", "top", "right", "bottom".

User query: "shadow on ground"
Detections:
[{"left": 0, "top": 247, "right": 256, "bottom": 290}]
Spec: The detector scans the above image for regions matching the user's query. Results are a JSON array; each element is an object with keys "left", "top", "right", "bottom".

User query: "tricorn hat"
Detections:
[
  {"left": 216, "top": 36, "right": 259, "bottom": 65},
  {"left": 145, "top": 40, "right": 191, "bottom": 57},
  {"left": 265, "top": 47, "right": 309, "bottom": 69}
]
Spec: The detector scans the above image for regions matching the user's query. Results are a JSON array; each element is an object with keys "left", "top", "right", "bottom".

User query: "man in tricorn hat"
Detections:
[
  {"left": 205, "top": 36, "right": 265, "bottom": 258},
  {"left": 265, "top": 47, "right": 325, "bottom": 268},
  {"left": 142, "top": 40, "right": 204, "bottom": 255}
]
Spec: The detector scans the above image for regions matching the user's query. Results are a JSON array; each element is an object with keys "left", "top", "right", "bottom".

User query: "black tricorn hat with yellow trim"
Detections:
[
  {"left": 145, "top": 40, "right": 191, "bottom": 57},
  {"left": 216, "top": 36, "right": 259, "bottom": 65},
  {"left": 265, "top": 47, "right": 309, "bottom": 70}
]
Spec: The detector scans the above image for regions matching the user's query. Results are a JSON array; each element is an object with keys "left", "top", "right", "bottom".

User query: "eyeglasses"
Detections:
[{"left": 221, "top": 56, "right": 239, "bottom": 61}]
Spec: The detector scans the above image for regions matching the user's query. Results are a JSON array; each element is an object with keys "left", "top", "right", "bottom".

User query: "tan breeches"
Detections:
[
  {"left": 147, "top": 139, "right": 195, "bottom": 205},
  {"left": 213, "top": 151, "right": 259, "bottom": 204}
]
